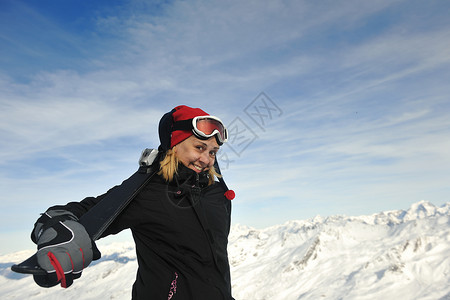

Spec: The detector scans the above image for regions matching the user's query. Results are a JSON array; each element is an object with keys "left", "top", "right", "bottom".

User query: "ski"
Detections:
[{"left": 11, "top": 149, "right": 160, "bottom": 275}]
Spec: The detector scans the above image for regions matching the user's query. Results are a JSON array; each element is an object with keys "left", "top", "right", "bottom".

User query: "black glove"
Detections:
[{"left": 31, "top": 209, "right": 101, "bottom": 288}]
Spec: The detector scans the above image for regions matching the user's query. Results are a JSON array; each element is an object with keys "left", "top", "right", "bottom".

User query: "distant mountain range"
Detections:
[{"left": 1, "top": 200, "right": 449, "bottom": 300}]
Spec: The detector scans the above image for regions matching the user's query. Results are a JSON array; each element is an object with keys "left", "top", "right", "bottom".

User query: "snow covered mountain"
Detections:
[{"left": 1, "top": 200, "right": 449, "bottom": 300}]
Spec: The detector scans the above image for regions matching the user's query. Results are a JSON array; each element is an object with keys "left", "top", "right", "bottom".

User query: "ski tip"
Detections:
[{"left": 11, "top": 254, "right": 47, "bottom": 275}]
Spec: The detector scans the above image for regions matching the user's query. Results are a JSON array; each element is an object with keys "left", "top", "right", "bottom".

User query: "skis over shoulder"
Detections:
[{"left": 11, "top": 149, "right": 160, "bottom": 275}]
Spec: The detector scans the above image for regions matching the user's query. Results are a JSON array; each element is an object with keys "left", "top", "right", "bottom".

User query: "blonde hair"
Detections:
[{"left": 158, "top": 147, "right": 221, "bottom": 186}]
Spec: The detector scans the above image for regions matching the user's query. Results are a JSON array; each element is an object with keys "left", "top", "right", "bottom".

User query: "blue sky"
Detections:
[{"left": 1, "top": 0, "right": 450, "bottom": 253}]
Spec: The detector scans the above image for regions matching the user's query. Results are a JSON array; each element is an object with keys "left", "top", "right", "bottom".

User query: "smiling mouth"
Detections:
[{"left": 193, "top": 164, "right": 207, "bottom": 172}]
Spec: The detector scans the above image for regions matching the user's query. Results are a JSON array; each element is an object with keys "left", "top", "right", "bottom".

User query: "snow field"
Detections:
[{"left": 0, "top": 201, "right": 449, "bottom": 299}]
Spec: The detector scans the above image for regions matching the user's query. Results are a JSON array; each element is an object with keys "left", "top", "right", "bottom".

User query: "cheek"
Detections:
[
  {"left": 177, "top": 150, "right": 199, "bottom": 165},
  {"left": 188, "top": 153, "right": 200, "bottom": 163}
]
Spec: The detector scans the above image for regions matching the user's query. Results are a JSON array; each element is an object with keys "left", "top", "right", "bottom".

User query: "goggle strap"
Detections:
[{"left": 171, "top": 119, "right": 192, "bottom": 132}]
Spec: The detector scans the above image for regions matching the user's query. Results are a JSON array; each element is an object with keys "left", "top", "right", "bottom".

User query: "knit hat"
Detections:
[{"left": 158, "top": 105, "right": 210, "bottom": 151}]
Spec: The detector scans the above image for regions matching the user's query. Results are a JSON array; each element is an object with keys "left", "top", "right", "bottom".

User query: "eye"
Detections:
[{"left": 209, "top": 151, "right": 217, "bottom": 157}]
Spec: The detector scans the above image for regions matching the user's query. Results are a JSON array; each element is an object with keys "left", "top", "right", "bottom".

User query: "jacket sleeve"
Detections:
[
  {"left": 53, "top": 183, "right": 139, "bottom": 238},
  {"left": 48, "top": 189, "right": 109, "bottom": 219},
  {"left": 45, "top": 185, "right": 122, "bottom": 232}
]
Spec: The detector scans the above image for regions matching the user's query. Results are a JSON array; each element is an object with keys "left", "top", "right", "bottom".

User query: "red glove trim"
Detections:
[
  {"left": 68, "top": 251, "right": 74, "bottom": 272},
  {"left": 47, "top": 252, "right": 66, "bottom": 288},
  {"left": 80, "top": 248, "right": 85, "bottom": 269}
]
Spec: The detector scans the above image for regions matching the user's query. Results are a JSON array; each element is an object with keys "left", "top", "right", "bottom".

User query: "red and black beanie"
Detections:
[{"left": 158, "top": 105, "right": 210, "bottom": 151}]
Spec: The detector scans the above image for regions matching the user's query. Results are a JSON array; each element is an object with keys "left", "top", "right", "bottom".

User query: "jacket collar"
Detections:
[{"left": 175, "top": 163, "right": 210, "bottom": 187}]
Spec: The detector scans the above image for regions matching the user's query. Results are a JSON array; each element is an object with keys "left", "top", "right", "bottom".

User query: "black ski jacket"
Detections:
[{"left": 59, "top": 163, "right": 234, "bottom": 300}]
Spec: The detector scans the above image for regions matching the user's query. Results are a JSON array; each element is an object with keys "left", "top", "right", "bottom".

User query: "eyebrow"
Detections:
[{"left": 197, "top": 141, "right": 220, "bottom": 150}]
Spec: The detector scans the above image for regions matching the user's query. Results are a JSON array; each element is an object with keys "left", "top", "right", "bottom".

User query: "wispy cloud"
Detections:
[{"left": 1, "top": 0, "right": 450, "bottom": 251}]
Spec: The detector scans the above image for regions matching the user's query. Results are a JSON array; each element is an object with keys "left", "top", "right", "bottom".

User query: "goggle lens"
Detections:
[
  {"left": 193, "top": 117, "right": 228, "bottom": 143},
  {"left": 171, "top": 116, "right": 228, "bottom": 144},
  {"left": 197, "top": 119, "right": 224, "bottom": 136}
]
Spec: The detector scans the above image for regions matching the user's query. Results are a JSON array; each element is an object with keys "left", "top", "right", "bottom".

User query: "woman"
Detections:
[{"left": 31, "top": 105, "right": 235, "bottom": 299}]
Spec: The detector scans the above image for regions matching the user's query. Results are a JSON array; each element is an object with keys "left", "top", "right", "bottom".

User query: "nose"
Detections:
[{"left": 198, "top": 151, "right": 211, "bottom": 166}]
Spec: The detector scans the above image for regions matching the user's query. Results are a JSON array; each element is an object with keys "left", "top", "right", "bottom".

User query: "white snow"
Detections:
[{"left": 1, "top": 200, "right": 449, "bottom": 300}]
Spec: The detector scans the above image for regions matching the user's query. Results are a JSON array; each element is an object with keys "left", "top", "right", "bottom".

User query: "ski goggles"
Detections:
[{"left": 172, "top": 116, "right": 228, "bottom": 145}]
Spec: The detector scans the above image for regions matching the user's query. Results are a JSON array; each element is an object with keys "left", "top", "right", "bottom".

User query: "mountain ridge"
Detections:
[{"left": 1, "top": 200, "right": 449, "bottom": 300}]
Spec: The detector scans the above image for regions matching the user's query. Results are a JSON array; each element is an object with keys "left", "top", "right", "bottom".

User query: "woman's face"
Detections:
[{"left": 174, "top": 135, "right": 220, "bottom": 173}]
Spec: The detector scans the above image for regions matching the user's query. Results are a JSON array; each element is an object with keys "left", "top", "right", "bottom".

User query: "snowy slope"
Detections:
[
  {"left": 229, "top": 201, "right": 450, "bottom": 300},
  {"left": 1, "top": 200, "right": 449, "bottom": 300}
]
